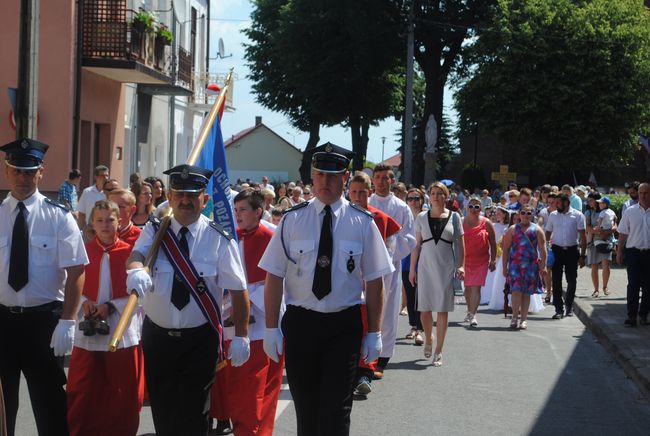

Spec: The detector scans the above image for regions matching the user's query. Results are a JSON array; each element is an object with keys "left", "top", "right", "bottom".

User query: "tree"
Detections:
[
  {"left": 245, "top": 0, "right": 405, "bottom": 179},
  {"left": 454, "top": 0, "right": 650, "bottom": 174},
  {"left": 409, "top": 0, "right": 495, "bottom": 185}
]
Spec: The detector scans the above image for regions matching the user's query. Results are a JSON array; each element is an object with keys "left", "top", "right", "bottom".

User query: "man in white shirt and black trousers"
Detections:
[
  {"left": 545, "top": 193, "right": 587, "bottom": 319},
  {"left": 0, "top": 138, "right": 87, "bottom": 436},
  {"left": 127, "top": 164, "right": 251, "bottom": 436},
  {"left": 260, "top": 144, "right": 393, "bottom": 436},
  {"left": 617, "top": 182, "right": 650, "bottom": 327}
]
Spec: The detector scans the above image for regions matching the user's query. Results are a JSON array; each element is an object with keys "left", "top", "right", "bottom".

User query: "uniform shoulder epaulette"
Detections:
[
  {"left": 44, "top": 197, "right": 69, "bottom": 213},
  {"left": 149, "top": 215, "right": 162, "bottom": 226},
  {"left": 209, "top": 221, "right": 234, "bottom": 240},
  {"left": 350, "top": 203, "right": 374, "bottom": 218},
  {"left": 282, "top": 201, "right": 310, "bottom": 215}
]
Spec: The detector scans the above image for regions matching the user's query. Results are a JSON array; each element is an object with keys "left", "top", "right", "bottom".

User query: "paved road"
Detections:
[{"left": 14, "top": 268, "right": 650, "bottom": 435}]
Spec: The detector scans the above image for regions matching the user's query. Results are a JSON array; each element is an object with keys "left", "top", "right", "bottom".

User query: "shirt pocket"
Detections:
[
  {"left": 337, "top": 240, "right": 363, "bottom": 274},
  {"left": 194, "top": 261, "right": 217, "bottom": 279},
  {"left": 288, "top": 239, "right": 316, "bottom": 276},
  {"left": 30, "top": 236, "right": 57, "bottom": 266}
]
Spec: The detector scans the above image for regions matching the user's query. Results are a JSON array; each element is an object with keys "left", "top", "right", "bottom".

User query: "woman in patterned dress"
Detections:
[{"left": 502, "top": 205, "right": 548, "bottom": 329}]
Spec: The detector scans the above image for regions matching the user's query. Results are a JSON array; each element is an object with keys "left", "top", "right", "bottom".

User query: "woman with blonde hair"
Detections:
[
  {"left": 410, "top": 182, "right": 465, "bottom": 366},
  {"left": 131, "top": 181, "right": 154, "bottom": 228}
]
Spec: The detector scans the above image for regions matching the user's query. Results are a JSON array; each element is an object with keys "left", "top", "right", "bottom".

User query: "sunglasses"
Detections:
[
  {"left": 519, "top": 211, "right": 533, "bottom": 216},
  {"left": 406, "top": 197, "right": 422, "bottom": 202},
  {"left": 468, "top": 204, "right": 481, "bottom": 210}
]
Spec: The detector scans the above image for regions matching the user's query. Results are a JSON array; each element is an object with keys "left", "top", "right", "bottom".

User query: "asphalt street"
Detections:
[{"left": 14, "top": 276, "right": 650, "bottom": 435}]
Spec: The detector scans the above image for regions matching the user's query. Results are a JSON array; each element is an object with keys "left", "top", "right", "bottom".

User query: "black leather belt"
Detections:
[
  {"left": 0, "top": 301, "right": 62, "bottom": 314},
  {"left": 145, "top": 316, "right": 210, "bottom": 338},
  {"left": 552, "top": 244, "right": 578, "bottom": 251}
]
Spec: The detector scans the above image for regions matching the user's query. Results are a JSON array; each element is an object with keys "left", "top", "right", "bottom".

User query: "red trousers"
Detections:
[
  {"left": 358, "top": 304, "right": 377, "bottom": 371},
  {"left": 210, "top": 340, "right": 284, "bottom": 436},
  {"left": 67, "top": 346, "right": 145, "bottom": 436}
]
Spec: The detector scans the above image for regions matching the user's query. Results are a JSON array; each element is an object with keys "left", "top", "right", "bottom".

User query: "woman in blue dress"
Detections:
[{"left": 502, "top": 205, "right": 548, "bottom": 329}]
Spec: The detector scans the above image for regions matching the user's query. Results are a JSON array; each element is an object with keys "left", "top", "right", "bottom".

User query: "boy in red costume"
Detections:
[
  {"left": 348, "top": 172, "right": 401, "bottom": 397},
  {"left": 211, "top": 190, "right": 284, "bottom": 436},
  {"left": 108, "top": 189, "right": 141, "bottom": 247},
  {"left": 66, "top": 200, "right": 144, "bottom": 436}
]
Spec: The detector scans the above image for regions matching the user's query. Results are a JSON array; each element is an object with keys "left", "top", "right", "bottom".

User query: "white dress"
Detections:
[
  {"left": 486, "top": 223, "right": 545, "bottom": 313},
  {"left": 486, "top": 224, "right": 508, "bottom": 310}
]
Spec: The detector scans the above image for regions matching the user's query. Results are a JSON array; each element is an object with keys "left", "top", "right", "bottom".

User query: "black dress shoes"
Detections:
[
  {"left": 624, "top": 318, "right": 637, "bottom": 327},
  {"left": 639, "top": 316, "right": 649, "bottom": 326}
]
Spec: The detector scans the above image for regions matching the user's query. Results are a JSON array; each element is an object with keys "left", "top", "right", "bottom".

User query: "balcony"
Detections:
[
  {"left": 81, "top": 0, "right": 192, "bottom": 95},
  {"left": 190, "top": 71, "right": 239, "bottom": 112}
]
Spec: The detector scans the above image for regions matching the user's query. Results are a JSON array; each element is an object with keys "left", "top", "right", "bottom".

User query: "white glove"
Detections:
[
  {"left": 126, "top": 268, "right": 152, "bottom": 298},
  {"left": 361, "top": 331, "right": 382, "bottom": 364},
  {"left": 263, "top": 327, "right": 284, "bottom": 363},
  {"left": 50, "top": 319, "right": 76, "bottom": 357},
  {"left": 228, "top": 336, "right": 250, "bottom": 367}
]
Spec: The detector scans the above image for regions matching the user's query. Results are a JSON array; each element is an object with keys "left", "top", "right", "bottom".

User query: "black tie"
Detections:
[
  {"left": 171, "top": 227, "right": 191, "bottom": 310},
  {"left": 9, "top": 202, "right": 29, "bottom": 292},
  {"left": 312, "top": 205, "right": 333, "bottom": 300}
]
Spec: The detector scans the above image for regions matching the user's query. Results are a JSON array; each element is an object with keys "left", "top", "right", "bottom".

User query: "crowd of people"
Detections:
[{"left": 1, "top": 135, "right": 648, "bottom": 436}]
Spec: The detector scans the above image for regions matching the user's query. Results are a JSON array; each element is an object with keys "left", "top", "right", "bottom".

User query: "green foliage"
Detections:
[
  {"left": 607, "top": 193, "right": 628, "bottom": 220},
  {"left": 455, "top": 0, "right": 650, "bottom": 175},
  {"left": 460, "top": 162, "right": 486, "bottom": 191},
  {"left": 156, "top": 25, "right": 173, "bottom": 44},
  {"left": 133, "top": 10, "right": 155, "bottom": 31}
]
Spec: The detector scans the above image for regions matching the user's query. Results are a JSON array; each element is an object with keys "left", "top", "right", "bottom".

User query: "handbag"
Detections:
[
  {"left": 450, "top": 212, "right": 465, "bottom": 296},
  {"left": 595, "top": 240, "right": 614, "bottom": 254}
]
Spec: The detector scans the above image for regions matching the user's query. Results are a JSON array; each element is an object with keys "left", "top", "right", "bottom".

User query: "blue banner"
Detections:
[{"left": 195, "top": 114, "right": 236, "bottom": 235}]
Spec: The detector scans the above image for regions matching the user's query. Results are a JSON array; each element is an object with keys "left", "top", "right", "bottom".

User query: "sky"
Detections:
[{"left": 209, "top": 0, "right": 455, "bottom": 164}]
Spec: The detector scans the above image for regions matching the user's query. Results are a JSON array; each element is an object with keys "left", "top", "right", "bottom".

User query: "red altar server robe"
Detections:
[
  {"left": 211, "top": 224, "right": 284, "bottom": 436},
  {"left": 119, "top": 222, "right": 142, "bottom": 248},
  {"left": 67, "top": 237, "right": 145, "bottom": 436}
]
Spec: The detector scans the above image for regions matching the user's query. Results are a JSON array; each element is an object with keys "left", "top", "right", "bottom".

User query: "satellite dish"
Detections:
[{"left": 218, "top": 38, "right": 225, "bottom": 58}]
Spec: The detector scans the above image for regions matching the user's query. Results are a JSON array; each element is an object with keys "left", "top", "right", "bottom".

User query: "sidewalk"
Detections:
[{"left": 571, "top": 265, "right": 650, "bottom": 397}]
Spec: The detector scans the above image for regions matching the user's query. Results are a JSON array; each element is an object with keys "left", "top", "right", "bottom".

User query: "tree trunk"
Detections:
[
  {"left": 350, "top": 116, "right": 363, "bottom": 172},
  {"left": 299, "top": 119, "right": 320, "bottom": 183}
]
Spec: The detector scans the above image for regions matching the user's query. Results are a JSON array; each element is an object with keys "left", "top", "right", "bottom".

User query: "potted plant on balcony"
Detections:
[
  {"left": 131, "top": 10, "right": 155, "bottom": 57},
  {"left": 154, "top": 24, "right": 173, "bottom": 70}
]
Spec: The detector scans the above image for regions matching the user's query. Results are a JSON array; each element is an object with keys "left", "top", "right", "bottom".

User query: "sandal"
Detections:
[
  {"left": 603, "top": 288, "right": 610, "bottom": 296},
  {"left": 591, "top": 290, "right": 599, "bottom": 298},
  {"left": 510, "top": 318, "right": 518, "bottom": 329},
  {"left": 424, "top": 342, "right": 433, "bottom": 358},
  {"left": 544, "top": 296, "right": 551, "bottom": 304},
  {"left": 432, "top": 353, "right": 443, "bottom": 367}
]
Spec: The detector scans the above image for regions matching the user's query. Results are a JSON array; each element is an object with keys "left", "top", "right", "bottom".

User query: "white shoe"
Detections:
[
  {"left": 470, "top": 316, "right": 478, "bottom": 328},
  {"left": 405, "top": 328, "right": 416, "bottom": 339},
  {"left": 464, "top": 312, "right": 472, "bottom": 323},
  {"left": 432, "top": 353, "right": 443, "bottom": 367},
  {"left": 414, "top": 331, "right": 424, "bottom": 345}
]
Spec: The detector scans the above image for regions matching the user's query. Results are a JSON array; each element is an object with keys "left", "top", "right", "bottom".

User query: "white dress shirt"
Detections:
[
  {"left": 618, "top": 204, "right": 650, "bottom": 249},
  {"left": 368, "top": 193, "right": 416, "bottom": 262},
  {"left": 133, "top": 214, "right": 247, "bottom": 329},
  {"left": 545, "top": 208, "right": 586, "bottom": 247},
  {"left": 77, "top": 185, "right": 106, "bottom": 224},
  {"left": 0, "top": 190, "right": 88, "bottom": 308},
  {"left": 259, "top": 197, "right": 394, "bottom": 313}
]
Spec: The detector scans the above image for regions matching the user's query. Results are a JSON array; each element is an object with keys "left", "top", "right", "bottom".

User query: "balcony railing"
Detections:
[{"left": 81, "top": 0, "right": 192, "bottom": 92}]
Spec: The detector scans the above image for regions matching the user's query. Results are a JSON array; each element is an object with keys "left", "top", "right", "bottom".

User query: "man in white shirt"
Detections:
[
  {"left": 545, "top": 194, "right": 587, "bottom": 319},
  {"left": 616, "top": 183, "right": 650, "bottom": 327},
  {"left": 127, "top": 164, "right": 250, "bottom": 435},
  {"left": 369, "top": 164, "right": 416, "bottom": 378},
  {"left": 621, "top": 181, "right": 639, "bottom": 218},
  {"left": 261, "top": 145, "right": 392, "bottom": 436},
  {"left": 259, "top": 175, "right": 274, "bottom": 192},
  {"left": 0, "top": 138, "right": 88, "bottom": 436},
  {"left": 77, "top": 165, "right": 109, "bottom": 230}
]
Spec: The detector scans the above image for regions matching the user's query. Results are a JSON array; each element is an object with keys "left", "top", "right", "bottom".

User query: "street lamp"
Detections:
[{"left": 381, "top": 136, "right": 386, "bottom": 162}]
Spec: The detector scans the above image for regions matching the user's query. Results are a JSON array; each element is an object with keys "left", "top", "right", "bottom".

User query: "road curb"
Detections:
[{"left": 573, "top": 298, "right": 650, "bottom": 399}]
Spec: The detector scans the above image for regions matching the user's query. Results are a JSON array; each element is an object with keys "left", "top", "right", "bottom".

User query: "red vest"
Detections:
[
  {"left": 119, "top": 223, "right": 142, "bottom": 248},
  {"left": 236, "top": 224, "right": 273, "bottom": 284},
  {"left": 368, "top": 205, "right": 401, "bottom": 242},
  {"left": 83, "top": 237, "right": 132, "bottom": 302}
]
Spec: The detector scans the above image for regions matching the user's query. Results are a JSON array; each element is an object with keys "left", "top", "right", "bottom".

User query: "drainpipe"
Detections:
[{"left": 72, "top": 0, "right": 83, "bottom": 168}]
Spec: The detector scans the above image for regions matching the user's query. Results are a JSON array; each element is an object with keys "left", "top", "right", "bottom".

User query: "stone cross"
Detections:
[{"left": 491, "top": 165, "right": 517, "bottom": 188}]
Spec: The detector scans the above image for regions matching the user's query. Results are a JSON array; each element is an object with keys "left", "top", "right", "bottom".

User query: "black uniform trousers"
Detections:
[
  {"left": 625, "top": 248, "right": 650, "bottom": 319},
  {"left": 0, "top": 304, "right": 68, "bottom": 436},
  {"left": 551, "top": 245, "right": 579, "bottom": 314},
  {"left": 141, "top": 317, "right": 219, "bottom": 436},
  {"left": 282, "top": 304, "right": 363, "bottom": 436}
]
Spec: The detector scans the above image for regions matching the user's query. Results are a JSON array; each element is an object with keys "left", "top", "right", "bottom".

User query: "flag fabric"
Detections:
[
  {"left": 640, "top": 135, "right": 650, "bottom": 155},
  {"left": 195, "top": 113, "right": 236, "bottom": 236}
]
